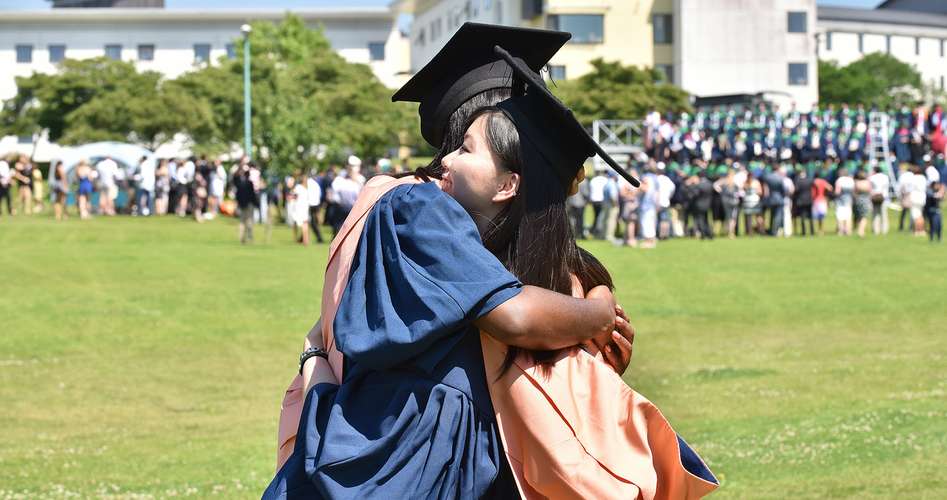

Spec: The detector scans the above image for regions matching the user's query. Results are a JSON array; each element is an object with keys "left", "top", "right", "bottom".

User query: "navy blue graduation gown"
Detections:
[{"left": 264, "top": 182, "right": 522, "bottom": 499}]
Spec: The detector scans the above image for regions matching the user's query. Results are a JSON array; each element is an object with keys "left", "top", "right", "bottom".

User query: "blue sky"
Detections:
[{"left": 0, "top": 0, "right": 883, "bottom": 9}]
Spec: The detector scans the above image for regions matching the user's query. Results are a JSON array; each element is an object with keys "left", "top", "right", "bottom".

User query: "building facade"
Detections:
[
  {"left": 675, "top": 0, "right": 819, "bottom": 111},
  {"left": 0, "top": 7, "right": 410, "bottom": 158},
  {"left": 403, "top": 0, "right": 818, "bottom": 109},
  {"left": 816, "top": 5, "right": 947, "bottom": 94}
]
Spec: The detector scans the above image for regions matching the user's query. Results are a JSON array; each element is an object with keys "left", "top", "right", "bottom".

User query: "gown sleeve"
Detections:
[{"left": 334, "top": 182, "right": 522, "bottom": 370}]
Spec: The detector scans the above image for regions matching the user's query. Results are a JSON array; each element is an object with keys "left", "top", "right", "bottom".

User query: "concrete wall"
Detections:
[
  {"left": 410, "top": 0, "right": 516, "bottom": 71},
  {"left": 676, "top": 0, "right": 818, "bottom": 110}
]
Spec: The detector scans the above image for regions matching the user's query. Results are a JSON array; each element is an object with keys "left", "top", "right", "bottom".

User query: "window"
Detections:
[
  {"left": 886, "top": 35, "right": 891, "bottom": 54},
  {"left": 226, "top": 43, "right": 236, "bottom": 60},
  {"left": 193, "top": 43, "right": 211, "bottom": 64},
  {"left": 941, "top": 75, "right": 945, "bottom": 90},
  {"left": 49, "top": 44, "right": 66, "bottom": 63},
  {"left": 546, "top": 14, "right": 604, "bottom": 44},
  {"left": 522, "top": 0, "right": 542, "bottom": 19},
  {"left": 415, "top": 28, "right": 426, "bottom": 47},
  {"left": 788, "top": 63, "right": 808, "bottom": 86},
  {"left": 653, "top": 14, "right": 672, "bottom": 44},
  {"left": 548, "top": 65, "right": 566, "bottom": 81},
  {"left": 941, "top": 39, "right": 945, "bottom": 57},
  {"left": 368, "top": 42, "right": 385, "bottom": 61},
  {"left": 18, "top": 134, "right": 33, "bottom": 144},
  {"left": 138, "top": 44, "right": 154, "bottom": 61},
  {"left": 825, "top": 31, "right": 832, "bottom": 51},
  {"left": 858, "top": 33, "right": 864, "bottom": 53},
  {"left": 787, "top": 11, "right": 807, "bottom": 33},
  {"left": 105, "top": 44, "right": 122, "bottom": 60},
  {"left": 655, "top": 64, "right": 673, "bottom": 84},
  {"left": 16, "top": 45, "right": 33, "bottom": 63},
  {"left": 915, "top": 37, "right": 921, "bottom": 55}
]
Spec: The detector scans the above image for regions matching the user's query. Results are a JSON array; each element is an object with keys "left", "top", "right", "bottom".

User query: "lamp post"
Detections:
[{"left": 241, "top": 23, "right": 252, "bottom": 159}]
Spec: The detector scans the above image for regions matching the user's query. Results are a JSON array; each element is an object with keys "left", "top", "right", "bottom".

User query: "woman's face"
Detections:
[{"left": 440, "top": 114, "right": 517, "bottom": 220}]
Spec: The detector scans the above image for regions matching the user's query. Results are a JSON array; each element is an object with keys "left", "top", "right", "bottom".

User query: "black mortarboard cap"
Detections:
[
  {"left": 392, "top": 22, "right": 570, "bottom": 149},
  {"left": 493, "top": 46, "right": 640, "bottom": 188}
]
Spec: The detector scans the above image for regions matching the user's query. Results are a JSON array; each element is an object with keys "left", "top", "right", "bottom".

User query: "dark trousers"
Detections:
[
  {"left": 308, "top": 205, "right": 325, "bottom": 243},
  {"left": 795, "top": 205, "right": 814, "bottom": 236},
  {"left": 332, "top": 204, "right": 352, "bottom": 236},
  {"left": 695, "top": 210, "right": 713, "bottom": 239},
  {"left": 0, "top": 185, "right": 11, "bottom": 215},
  {"left": 899, "top": 207, "right": 909, "bottom": 231},
  {"left": 930, "top": 211, "right": 942, "bottom": 242},
  {"left": 590, "top": 202, "right": 603, "bottom": 237},
  {"left": 568, "top": 205, "right": 586, "bottom": 239}
]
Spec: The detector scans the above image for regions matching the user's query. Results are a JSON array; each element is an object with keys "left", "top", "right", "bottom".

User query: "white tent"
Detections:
[{"left": 54, "top": 141, "right": 157, "bottom": 176}]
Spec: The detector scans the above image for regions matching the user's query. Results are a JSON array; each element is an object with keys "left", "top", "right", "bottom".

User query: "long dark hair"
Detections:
[
  {"left": 405, "top": 89, "right": 615, "bottom": 374},
  {"left": 467, "top": 107, "right": 615, "bottom": 375}
]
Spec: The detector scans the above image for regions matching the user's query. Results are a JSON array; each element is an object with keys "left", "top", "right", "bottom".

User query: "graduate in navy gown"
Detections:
[{"left": 264, "top": 24, "right": 628, "bottom": 499}]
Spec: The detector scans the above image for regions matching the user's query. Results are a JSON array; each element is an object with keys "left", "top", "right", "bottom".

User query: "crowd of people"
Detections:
[
  {"left": 566, "top": 102, "right": 946, "bottom": 246},
  {"left": 0, "top": 151, "right": 410, "bottom": 246},
  {"left": 2, "top": 102, "right": 945, "bottom": 245}
]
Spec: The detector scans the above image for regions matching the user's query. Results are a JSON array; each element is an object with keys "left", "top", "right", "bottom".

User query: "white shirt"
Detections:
[
  {"left": 138, "top": 161, "right": 156, "bottom": 192},
  {"left": 656, "top": 174, "right": 676, "bottom": 209},
  {"left": 176, "top": 161, "right": 195, "bottom": 184},
  {"left": 307, "top": 177, "right": 322, "bottom": 207},
  {"left": 910, "top": 174, "right": 928, "bottom": 205},
  {"left": 898, "top": 171, "right": 915, "bottom": 200},
  {"left": 331, "top": 176, "right": 361, "bottom": 207},
  {"left": 588, "top": 175, "right": 607, "bottom": 203},
  {"left": 869, "top": 172, "right": 890, "bottom": 200},
  {"left": 291, "top": 184, "right": 310, "bottom": 223},
  {"left": 96, "top": 158, "right": 118, "bottom": 187},
  {"left": 0, "top": 160, "right": 10, "bottom": 186},
  {"left": 926, "top": 165, "right": 941, "bottom": 184}
]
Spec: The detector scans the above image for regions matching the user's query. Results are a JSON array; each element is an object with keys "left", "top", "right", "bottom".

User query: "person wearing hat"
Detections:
[{"left": 265, "top": 24, "right": 636, "bottom": 499}]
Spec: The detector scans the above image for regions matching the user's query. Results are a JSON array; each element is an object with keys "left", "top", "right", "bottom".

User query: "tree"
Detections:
[
  {"left": 176, "top": 14, "right": 418, "bottom": 174},
  {"left": 818, "top": 53, "right": 923, "bottom": 108},
  {"left": 0, "top": 57, "right": 206, "bottom": 150},
  {"left": 1, "top": 15, "right": 417, "bottom": 171},
  {"left": 552, "top": 59, "right": 691, "bottom": 126}
]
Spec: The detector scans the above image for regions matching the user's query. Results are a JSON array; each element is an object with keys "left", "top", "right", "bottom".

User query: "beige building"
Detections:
[
  {"left": 401, "top": 0, "right": 818, "bottom": 109},
  {"left": 400, "top": 0, "right": 672, "bottom": 81}
]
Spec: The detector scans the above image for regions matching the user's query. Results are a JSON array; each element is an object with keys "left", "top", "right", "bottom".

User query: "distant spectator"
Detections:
[
  {"left": 926, "top": 179, "right": 944, "bottom": 243},
  {"left": 587, "top": 169, "right": 607, "bottom": 238},
  {"left": 834, "top": 168, "right": 854, "bottom": 236},
  {"left": 566, "top": 178, "right": 589, "bottom": 239},
  {"left": 868, "top": 166, "right": 890, "bottom": 235},
  {"left": 306, "top": 170, "right": 325, "bottom": 244},
  {"left": 76, "top": 160, "right": 94, "bottom": 219},
  {"left": 0, "top": 157, "right": 11, "bottom": 215},
  {"left": 742, "top": 172, "right": 763, "bottom": 236},
  {"left": 51, "top": 161, "right": 69, "bottom": 221},
  {"left": 233, "top": 163, "right": 257, "bottom": 244},
  {"left": 329, "top": 164, "right": 361, "bottom": 235},
  {"left": 96, "top": 156, "right": 119, "bottom": 216},
  {"left": 31, "top": 167, "right": 44, "bottom": 214},
  {"left": 715, "top": 168, "right": 741, "bottom": 239},
  {"left": 811, "top": 172, "right": 832, "bottom": 236},
  {"left": 853, "top": 170, "right": 873, "bottom": 238},
  {"left": 792, "top": 169, "right": 814, "bottom": 236},
  {"left": 136, "top": 156, "right": 155, "bottom": 217},
  {"left": 909, "top": 165, "right": 928, "bottom": 236},
  {"left": 13, "top": 155, "right": 34, "bottom": 215},
  {"left": 155, "top": 160, "right": 170, "bottom": 216}
]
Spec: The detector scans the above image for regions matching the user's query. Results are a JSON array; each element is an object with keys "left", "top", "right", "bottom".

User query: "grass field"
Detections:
[{"left": 1, "top": 212, "right": 945, "bottom": 499}]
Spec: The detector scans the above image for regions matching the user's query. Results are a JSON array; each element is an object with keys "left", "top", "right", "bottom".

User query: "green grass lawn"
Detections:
[{"left": 1, "top": 212, "right": 945, "bottom": 499}]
